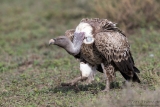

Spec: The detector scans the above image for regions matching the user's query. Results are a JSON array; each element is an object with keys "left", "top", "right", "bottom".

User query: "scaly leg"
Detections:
[
  {"left": 61, "top": 62, "right": 95, "bottom": 86},
  {"left": 61, "top": 76, "right": 88, "bottom": 86},
  {"left": 101, "top": 63, "right": 115, "bottom": 92}
]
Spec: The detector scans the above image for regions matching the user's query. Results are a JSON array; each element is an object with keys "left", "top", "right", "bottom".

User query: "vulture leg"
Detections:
[
  {"left": 61, "top": 62, "right": 96, "bottom": 86},
  {"left": 101, "top": 63, "right": 115, "bottom": 92},
  {"left": 61, "top": 76, "right": 88, "bottom": 86}
]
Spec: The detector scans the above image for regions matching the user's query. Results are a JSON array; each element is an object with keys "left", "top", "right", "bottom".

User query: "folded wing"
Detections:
[{"left": 95, "top": 31, "right": 140, "bottom": 83}]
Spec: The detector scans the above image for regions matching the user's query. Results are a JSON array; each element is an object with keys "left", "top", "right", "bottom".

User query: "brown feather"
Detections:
[
  {"left": 80, "top": 18, "right": 124, "bottom": 36},
  {"left": 64, "top": 18, "right": 140, "bottom": 83},
  {"left": 95, "top": 31, "right": 140, "bottom": 82}
]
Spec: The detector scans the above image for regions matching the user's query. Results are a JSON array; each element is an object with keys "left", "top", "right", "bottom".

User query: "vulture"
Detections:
[{"left": 49, "top": 18, "right": 140, "bottom": 92}]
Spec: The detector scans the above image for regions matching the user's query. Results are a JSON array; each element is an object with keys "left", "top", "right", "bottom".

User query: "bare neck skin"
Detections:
[
  {"left": 65, "top": 36, "right": 83, "bottom": 56},
  {"left": 49, "top": 32, "right": 84, "bottom": 56}
]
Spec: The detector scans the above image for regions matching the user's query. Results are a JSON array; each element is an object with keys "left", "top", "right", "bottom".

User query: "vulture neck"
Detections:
[
  {"left": 65, "top": 38, "right": 83, "bottom": 56},
  {"left": 54, "top": 36, "right": 83, "bottom": 56}
]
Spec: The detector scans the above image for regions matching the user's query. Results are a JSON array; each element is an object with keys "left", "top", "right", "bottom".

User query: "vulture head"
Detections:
[{"left": 49, "top": 32, "right": 85, "bottom": 56}]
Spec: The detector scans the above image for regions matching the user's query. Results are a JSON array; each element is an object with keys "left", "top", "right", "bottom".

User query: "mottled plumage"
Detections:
[
  {"left": 68, "top": 18, "right": 140, "bottom": 90},
  {"left": 49, "top": 18, "right": 140, "bottom": 92}
]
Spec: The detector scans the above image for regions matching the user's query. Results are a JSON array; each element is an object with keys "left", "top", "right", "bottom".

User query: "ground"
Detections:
[{"left": 0, "top": 0, "right": 160, "bottom": 107}]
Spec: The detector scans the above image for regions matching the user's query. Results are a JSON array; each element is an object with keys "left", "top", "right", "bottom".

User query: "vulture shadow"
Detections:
[{"left": 51, "top": 81, "right": 122, "bottom": 94}]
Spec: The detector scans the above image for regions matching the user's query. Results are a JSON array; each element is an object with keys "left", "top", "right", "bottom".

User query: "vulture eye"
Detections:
[{"left": 86, "top": 37, "right": 93, "bottom": 42}]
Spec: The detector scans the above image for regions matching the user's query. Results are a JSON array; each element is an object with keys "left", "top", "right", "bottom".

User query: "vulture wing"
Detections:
[{"left": 95, "top": 31, "right": 140, "bottom": 83}]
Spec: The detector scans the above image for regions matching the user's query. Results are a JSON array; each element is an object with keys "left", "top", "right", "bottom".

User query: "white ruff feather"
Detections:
[
  {"left": 80, "top": 62, "right": 96, "bottom": 82},
  {"left": 75, "top": 22, "right": 94, "bottom": 44}
]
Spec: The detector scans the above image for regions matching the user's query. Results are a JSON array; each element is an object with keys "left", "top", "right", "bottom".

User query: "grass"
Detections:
[{"left": 0, "top": 0, "right": 160, "bottom": 107}]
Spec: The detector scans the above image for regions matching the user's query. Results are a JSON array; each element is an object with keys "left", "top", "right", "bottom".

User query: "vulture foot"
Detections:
[{"left": 61, "top": 76, "right": 88, "bottom": 87}]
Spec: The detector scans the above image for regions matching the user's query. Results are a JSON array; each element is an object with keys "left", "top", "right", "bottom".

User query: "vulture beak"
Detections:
[{"left": 49, "top": 39, "right": 55, "bottom": 45}]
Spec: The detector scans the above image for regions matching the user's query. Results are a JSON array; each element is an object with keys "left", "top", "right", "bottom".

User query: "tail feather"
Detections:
[
  {"left": 119, "top": 71, "right": 141, "bottom": 83},
  {"left": 132, "top": 72, "right": 141, "bottom": 83},
  {"left": 133, "top": 66, "right": 140, "bottom": 73}
]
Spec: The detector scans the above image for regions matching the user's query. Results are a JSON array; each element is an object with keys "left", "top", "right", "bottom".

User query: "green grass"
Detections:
[{"left": 0, "top": 0, "right": 160, "bottom": 107}]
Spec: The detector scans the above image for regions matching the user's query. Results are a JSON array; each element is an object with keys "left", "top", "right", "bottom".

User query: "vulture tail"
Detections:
[
  {"left": 133, "top": 66, "right": 140, "bottom": 73},
  {"left": 119, "top": 71, "right": 141, "bottom": 83},
  {"left": 132, "top": 72, "right": 141, "bottom": 83}
]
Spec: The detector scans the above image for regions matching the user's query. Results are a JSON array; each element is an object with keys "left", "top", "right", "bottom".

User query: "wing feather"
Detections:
[
  {"left": 95, "top": 31, "right": 129, "bottom": 62},
  {"left": 95, "top": 31, "right": 140, "bottom": 82}
]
